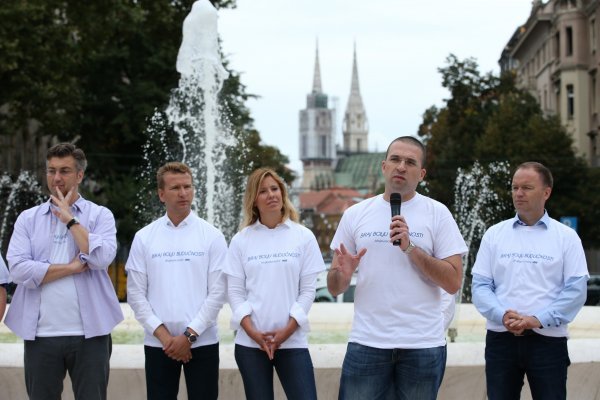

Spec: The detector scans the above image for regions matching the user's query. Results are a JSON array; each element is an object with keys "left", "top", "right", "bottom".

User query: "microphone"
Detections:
[{"left": 390, "top": 192, "right": 402, "bottom": 246}]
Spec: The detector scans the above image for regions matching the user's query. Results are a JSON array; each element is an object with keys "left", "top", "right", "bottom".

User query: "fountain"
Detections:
[
  {"left": 136, "top": 0, "right": 246, "bottom": 240},
  {"left": 447, "top": 160, "right": 512, "bottom": 341},
  {"left": 0, "top": 171, "right": 44, "bottom": 258}
]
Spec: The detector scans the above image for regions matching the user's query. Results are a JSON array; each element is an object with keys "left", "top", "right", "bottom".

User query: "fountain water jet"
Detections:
[
  {"left": 137, "top": 0, "right": 246, "bottom": 240},
  {"left": 447, "top": 160, "right": 511, "bottom": 341},
  {"left": 0, "top": 171, "right": 44, "bottom": 258}
]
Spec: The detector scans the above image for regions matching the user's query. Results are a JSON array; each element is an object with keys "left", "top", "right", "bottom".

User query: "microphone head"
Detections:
[{"left": 390, "top": 192, "right": 402, "bottom": 205}]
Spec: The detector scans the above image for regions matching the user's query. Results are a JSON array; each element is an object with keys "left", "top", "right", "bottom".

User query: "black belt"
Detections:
[{"left": 514, "top": 329, "right": 538, "bottom": 337}]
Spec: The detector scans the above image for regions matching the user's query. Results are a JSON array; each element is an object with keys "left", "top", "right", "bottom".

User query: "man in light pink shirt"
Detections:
[{"left": 6, "top": 142, "right": 123, "bottom": 400}]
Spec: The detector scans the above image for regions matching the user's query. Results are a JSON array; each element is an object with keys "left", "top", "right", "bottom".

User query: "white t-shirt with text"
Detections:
[{"left": 331, "top": 193, "right": 467, "bottom": 349}]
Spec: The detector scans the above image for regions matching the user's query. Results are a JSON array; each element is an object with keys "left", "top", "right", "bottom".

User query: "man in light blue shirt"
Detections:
[
  {"left": 472, "top": 162, "right": 588, "bottom": 400},
  {"left": 5, "top": 143, "right": 123, "bottom": 400}
]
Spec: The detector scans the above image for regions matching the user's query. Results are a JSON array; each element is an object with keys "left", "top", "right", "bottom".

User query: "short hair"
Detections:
[
  {"left": 515, "top": 161, "right": 554, "bottom": 188},
  {"left": 385, "top": 136, "right": 426, "bottom": 166},
  {"left": 156, "top": 162, "right": 193, "bottom": 189},
  {"left": 46, "top": 143, "right": 87, "bottom": 172},
  {"left": 241, "top": 168, "right": 299, "bottom": 229}
]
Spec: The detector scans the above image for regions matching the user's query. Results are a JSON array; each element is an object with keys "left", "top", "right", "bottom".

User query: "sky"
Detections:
[{"left": 218, "top": 0, "right": 534, "bottom": 175}]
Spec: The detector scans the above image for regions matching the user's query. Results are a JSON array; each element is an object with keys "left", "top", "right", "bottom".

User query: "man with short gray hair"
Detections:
[{"left": 6, "top": 142, "right": 123, "bottom": 400}]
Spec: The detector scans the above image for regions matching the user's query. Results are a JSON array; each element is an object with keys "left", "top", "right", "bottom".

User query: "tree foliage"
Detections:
[
  {"left": 418, "top": 55, "right": 598, "bottom": 248},
  {"left": 1, "top": 0, "right": 294, "bottom": 246}
]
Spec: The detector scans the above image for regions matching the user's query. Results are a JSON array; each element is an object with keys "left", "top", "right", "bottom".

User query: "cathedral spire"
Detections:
[
  {"left": 350, "top": 41, "right": 361, "bottom": 95},
  {"left": 343, "top": 41, "right": 368, "bottom": 153},
  {"left": 312, "top": 39, "right": 322, "bottom": 93}
]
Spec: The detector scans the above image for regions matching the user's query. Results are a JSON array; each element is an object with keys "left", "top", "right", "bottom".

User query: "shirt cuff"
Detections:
[
  {"left": 534, "top": 310, "right": 558, "bottom": 328},
  {"left": 145, "top": 315, "right": 164, "bottom": 336},
  {"left": 188, "top": 318, "right": 210, "bottom": 336},
  {"left": 290, "top": 302, "right": 310, "bottom": 332},
  {"left": 230, "top": 301, "right": 253, "bottom": 330}
]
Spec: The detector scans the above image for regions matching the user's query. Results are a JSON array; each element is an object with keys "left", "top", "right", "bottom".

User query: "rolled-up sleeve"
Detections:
[
  {"left": 7, "top": 213, "right": 50, "bottom": 289},
  {"left": 80, "top": 207, "right": 117, "bottom": 270}
]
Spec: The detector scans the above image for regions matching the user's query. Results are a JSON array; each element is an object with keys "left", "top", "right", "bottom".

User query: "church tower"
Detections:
[
  {"left": 342, "top": 43, "right": 369, "bottom": 153},
  {"left": 299, "top": 42, "right": 336, "bottom": 189}
]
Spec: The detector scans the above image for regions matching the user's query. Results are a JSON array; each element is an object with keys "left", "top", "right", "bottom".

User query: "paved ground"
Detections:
[{"left": 2, "top": 304, "right": 600, "bottom": 399}]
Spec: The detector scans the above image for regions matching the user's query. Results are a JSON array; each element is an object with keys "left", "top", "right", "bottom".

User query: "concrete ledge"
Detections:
[{"left": 1, "top": 304, "right": 600, "bottom": 399}]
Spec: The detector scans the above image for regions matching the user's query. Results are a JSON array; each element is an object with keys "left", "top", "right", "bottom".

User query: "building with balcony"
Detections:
[{"left": 499, "top": 0, "right": 600, "bottom": 166}]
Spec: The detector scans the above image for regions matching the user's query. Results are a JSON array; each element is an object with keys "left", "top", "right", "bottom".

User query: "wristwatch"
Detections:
[
  {"left": 66, "top": 217, "right": 80, "bottom": 230},
  {"left": 184, "top": 329, "right": 198, "bottom": 344},
  {"left": 403, "top": 240, "right": 416, "bottom": 254}
]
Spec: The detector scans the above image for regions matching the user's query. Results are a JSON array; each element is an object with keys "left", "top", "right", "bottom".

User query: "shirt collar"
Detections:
[
  {"left": 41, "top": 194, "right": 85, "bottom": 215},
  {"left": 251, "top": 217, "right": 293, "bottom": 231},
  {"left": 512, "top": 210, "right": 550, "bottom": 229},
  {"left": 164, "top": 211, "right": 195, "bottom": 228}
]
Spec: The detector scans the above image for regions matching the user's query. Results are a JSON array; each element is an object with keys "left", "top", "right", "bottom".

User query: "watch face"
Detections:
[{"left": 185, "top": 331, "right": 197, "bottom": 343}]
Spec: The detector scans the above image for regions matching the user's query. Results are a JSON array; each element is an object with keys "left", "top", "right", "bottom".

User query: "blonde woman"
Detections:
[{"left": 224, "top": 168, "right": 324, "bottom": 400}]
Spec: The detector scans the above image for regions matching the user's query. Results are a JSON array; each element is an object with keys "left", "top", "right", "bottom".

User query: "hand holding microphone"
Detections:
[{"left": 390, "top": 193, "right": 402, "bottom": 246}]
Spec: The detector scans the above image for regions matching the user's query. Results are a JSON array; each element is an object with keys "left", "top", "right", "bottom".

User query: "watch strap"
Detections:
[{"left": 66, "top": 218, "right": 79, "bottom": 230}]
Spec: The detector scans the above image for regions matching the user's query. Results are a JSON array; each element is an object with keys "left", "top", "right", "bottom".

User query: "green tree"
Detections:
[
  {"left": 419, "top": 55, "right": 598, "bottom": 248},
  {"left": 1, "top": 0, "right": 294, "bottom": 246}
]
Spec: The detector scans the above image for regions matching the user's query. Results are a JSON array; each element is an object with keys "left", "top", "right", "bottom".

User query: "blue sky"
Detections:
[{"left": 218, "top": 0, "right": 533, "bottom": 174}]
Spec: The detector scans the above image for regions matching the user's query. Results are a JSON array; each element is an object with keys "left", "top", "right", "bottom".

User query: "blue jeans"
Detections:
[
  {"left": 144, "top": 343, "right": 219, "bottom": 400},
  {"left": 339, "top": 342, "right": 446, "bottom": 400},
  {"left": 234, "top": 344, "right": 317, "bottom": 400},
  {"left": 485, "top": 330, "right": 570, "bottom": 400}
]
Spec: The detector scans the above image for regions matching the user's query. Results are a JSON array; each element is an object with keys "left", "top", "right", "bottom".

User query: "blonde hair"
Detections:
[
  {"left": 241, "top": 168, "right": 299, "bottom": 229},
  {"left": 156, "top": 162, "right": 192, "bottom": 189}
]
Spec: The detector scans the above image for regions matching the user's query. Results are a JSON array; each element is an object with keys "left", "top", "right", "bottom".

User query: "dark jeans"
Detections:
[
  {"left": 485, "top": 330, "right": 570, "bottom": 400},
  {"left": 144, "top": 343, "right": 219, "bottom": 400},
  {"left": 234, "top": 344, "right": 317, "bottom": 400},
  {"left": 338, "top": 342, "right": 447, "bottom": 400},
  {"left": 24, "top": 335, "right": 112, "bottom": 400}
]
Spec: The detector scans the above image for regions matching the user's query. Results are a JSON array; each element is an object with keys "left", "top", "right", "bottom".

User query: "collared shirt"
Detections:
[
  {"left": 126, "top": 212, "right": 227, "bottom": 348},
  {"left": 5, "top": 196, "right": 123, "bottom": 340},
  {"left": 472, "top": 211, "right": 588, "bottom": 338},
  {"left": 0, "top": 256, "right": 9, "bottom": 284},
  {"left": 224, "top": 218, "right": 325, "bottom": 349}
]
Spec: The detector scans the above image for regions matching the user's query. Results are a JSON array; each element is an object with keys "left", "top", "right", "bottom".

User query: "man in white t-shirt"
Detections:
[
  {"left": 472, "top": 162, "right": 588, "bottom": 400},
  {"left": 328, "top": 136, "right": 467, "bottom": 400},
  {"left": 126, "top": 162, "right": 227, "bottom": 400}
]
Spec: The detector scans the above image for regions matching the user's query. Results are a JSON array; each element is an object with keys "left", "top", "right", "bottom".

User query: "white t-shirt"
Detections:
[
  {"left": 126, "top": 213, "right": 228, "bottom": 347},
  {"left": 37, "top": 220, "right": 84, "bottom": 337},
  {"left": 224, "top": 219, "right": 325, "bottom": 349},
  {"left": 472, "top": 215, "right": 588, "bottom": 337},
  {"left": 331, "top": 193, "right": 467, "bottom": 349},
  {"left": 0, "top": 256, "right": 9, "bottom": 284}
]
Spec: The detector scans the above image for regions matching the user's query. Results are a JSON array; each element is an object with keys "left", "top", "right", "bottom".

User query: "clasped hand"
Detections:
[
  {"left": 503, "top": 309, "right": 541, "bottom": 335},
  {"left": 250, "top": 327, "right": 291, "bottom": 361}
]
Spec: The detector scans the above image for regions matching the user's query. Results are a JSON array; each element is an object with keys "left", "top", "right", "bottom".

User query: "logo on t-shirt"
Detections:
[
  {"left": 499, "top": 252, "right": 554, "bottom": 264},
  {"left": 151, "top": 250, "right": 205, "bottom": 263},
  {"left": 358, "top": 230, "right": 424, "bottom": 243},
  {"left": 247, "top": 252, "right": 300, "bottom": 264}
]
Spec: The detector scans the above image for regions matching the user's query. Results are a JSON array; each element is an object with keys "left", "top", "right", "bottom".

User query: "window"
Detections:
[
  {"left": 592, "top": 73, "right": 597, "bottom": 115},
  {"left": 566, "top": 27, "right": 573, "bottom": 56},
  {"left": 301, "top": 135, "right": 307, "bottom": 158},
  {"left": 320, "top": 135, "right": 327, "bottom": 157},
  {"left": 555, "top": 32, "right": 561, "bottom": 59},
  {"left": 566, "top": 84, "right": 575, "bottom": 119},
  {"left": 356, "top": 139, "right": 362, "bottom": 152},
  {"left": 591, "top": 19, "right": 597, "bottom": 54}
]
